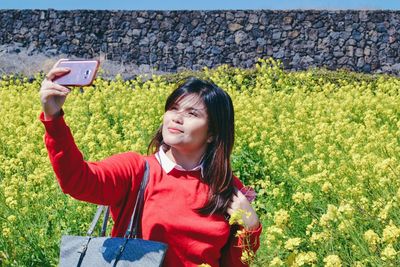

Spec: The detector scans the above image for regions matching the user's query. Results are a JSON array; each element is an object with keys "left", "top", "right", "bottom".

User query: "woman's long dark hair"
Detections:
[{"left": 148, "top": 77, "right": 235, "bottom": 215}]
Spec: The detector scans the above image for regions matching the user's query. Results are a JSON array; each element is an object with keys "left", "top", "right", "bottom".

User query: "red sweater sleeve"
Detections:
[
  {"left": 220, "top": 177, "right": 263, "bottom": 267},
  {"left": 40, "top": 111, "right": 145, "bottom": 206}
]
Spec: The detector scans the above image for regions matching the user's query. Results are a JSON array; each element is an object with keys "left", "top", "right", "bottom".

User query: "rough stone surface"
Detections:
[{"left": 0, "top": 9, "right": 399, "bottom": 75}]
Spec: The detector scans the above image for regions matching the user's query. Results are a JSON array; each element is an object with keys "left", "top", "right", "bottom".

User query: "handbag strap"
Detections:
[
  {"left": 86, "top": 160, "right": 150, "bottom": 237},
  {"left": 87, "top": 205, "right": 106, "bottom": 236},
  {"left": 125, "top": 159, "right": 149, "bottom": 238}
]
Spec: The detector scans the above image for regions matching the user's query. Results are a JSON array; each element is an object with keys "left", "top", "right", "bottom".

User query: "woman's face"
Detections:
[{"left": 162, "top": 94, "right": 212, "bottom": 154}]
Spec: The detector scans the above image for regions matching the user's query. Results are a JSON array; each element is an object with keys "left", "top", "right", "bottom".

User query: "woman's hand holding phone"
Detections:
[{"left": 40, "top": 59, "right": 72, "bottom": 120}]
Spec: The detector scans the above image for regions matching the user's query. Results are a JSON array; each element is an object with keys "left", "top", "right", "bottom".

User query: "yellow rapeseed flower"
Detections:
[
  {"left": 323, "top": 255, "right": 342, "bottom": 267},
  {"left": 293, "top": 251, "right": 317, "bottom": 266},
  {"left": 270, "top": 257, "right": 284, "bottom": 266},
  {"left": 380, "top": 244, "right": 397, "bottom": 261},
  {"left": 274, "top": 209, "right": 290, "bottom": 228},
  {"left": 310, "top": 232, "right": 330, "bottom": 244},
  {"left": 292, "top": 192, "right": 313, "bottom": 204},
  {"left": 6, "top": 215, "right": 16, "bottom": 223},
  {"left": 382, "top": 222, "right": 400, "bottom": 244},
  {"left": 363, "top": 229, "right": 380, "bottom": 252},
  {"left": 2, "top": 227, "right": 11, "bottom": 238},
  {"left": 284, "top": 237, "right": 302, "bottom": 251},
  {"left": 319, "top": 205, "right": 338, "bottom": 227},
  {"left": 322, "top": 182, "right": 333, "bottom": 193}
]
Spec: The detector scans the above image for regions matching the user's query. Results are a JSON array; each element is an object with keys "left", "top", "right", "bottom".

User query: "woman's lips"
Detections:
[{"left": 168, "top": 127, "right": 183, "bottom": 134}]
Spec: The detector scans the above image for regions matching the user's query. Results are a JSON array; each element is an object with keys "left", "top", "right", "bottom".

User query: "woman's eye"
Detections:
[{"left": 188, "top": 111, "right": 198, "bottom": 117}]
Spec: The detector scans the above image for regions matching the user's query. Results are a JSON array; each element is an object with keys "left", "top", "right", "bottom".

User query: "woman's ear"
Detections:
[{"left": 207, "top": 135, "right": 214, "bottom": 143}]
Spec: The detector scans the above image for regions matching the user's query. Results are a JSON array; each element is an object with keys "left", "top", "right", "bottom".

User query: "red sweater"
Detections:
[{"left": 40, "top": 112, "right": 262, "bottom": 266}]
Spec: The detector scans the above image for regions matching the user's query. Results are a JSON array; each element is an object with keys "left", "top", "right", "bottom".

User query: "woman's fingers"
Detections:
[
  {"left": 46, "top": 58, "right": 71, "bottom": 81},
  {"left": 40, "top": 83, "right": 70, "bottom": 98},
  {"left": 45, "top": 67, "right": 70, "bottom": 81},
  {"left": 226, "top": 189, "right": 252, "bottom": 216},
  {"left": 42, "top": 81, "right": 70, "bottom": 92},
  {"left": 40, "top": 82, "right": 70, "bottom": 103},
  {"left": 42, "top": 88, "right": 69, "bottom": 96}
]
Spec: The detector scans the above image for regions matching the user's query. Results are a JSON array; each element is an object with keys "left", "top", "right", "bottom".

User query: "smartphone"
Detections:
[{"left": 54, "top": 59, "right": 100, "bottom": 86}]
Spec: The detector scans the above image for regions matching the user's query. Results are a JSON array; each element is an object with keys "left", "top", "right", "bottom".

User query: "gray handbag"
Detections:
[{"left": 59, "top": 160, "right": 168, "bottom": 266}]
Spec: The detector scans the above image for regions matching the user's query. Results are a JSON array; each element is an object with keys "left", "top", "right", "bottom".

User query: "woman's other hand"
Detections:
[
  {"left": 227, "top": 189, "right": 260, "bottom": 231},
  {"left": 39, "top": 60, "right": 71, "bottom": 120}
]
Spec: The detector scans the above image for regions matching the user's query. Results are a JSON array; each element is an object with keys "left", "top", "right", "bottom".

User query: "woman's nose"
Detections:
[{"left": 172, "top": 111, "right": 183, "bottom": 124}]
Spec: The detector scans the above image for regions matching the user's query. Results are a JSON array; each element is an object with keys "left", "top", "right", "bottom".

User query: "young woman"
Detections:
[{"left": 39, "top": 63, "right": 262, "bottom": 266}]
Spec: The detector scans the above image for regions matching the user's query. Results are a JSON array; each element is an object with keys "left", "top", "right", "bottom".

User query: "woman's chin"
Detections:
[{"left": 162, "top": 138, "right": 181, "bottom": 148}]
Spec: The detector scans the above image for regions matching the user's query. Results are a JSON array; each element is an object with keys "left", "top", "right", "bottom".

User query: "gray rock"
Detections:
[
  {"left": 352, "top": 31, "right": 362, "bottom": 41},
  {"left": 228, "top": 23, "right": 243, "bottom": 32},
  {"left": 235, "top": 11, "right": 246, "bottom": 18},
  {"left": 366, "top": 22, "right": 375, "bottom": 30},
  {"left": 193, "top": 38, "right": 202, "bottom": 47},
  {"left": 185, "top": 46, "right": 194, "bottom": 53},
  {"left": 137, "top": 17, "right": 146, "bottom": 24},
  {"left": 338, "top": 38, "right": 346, "bottom": 47},
  {"left": 333, "top": 51, "right": 344, "bottom": 57},
  {"left": 225, "top": 12, "right": 234, "bottom": 21},
  {"left": 256, "top": 38, "right": 267, "bottom": 46},
  {"left": 362, "top": 64, "right": 371, "bottom": 72},
  {"left": 337, "top": 57, "right": 348, "bottom": 65},
  {"left": 211, "top": 46, "right": 222, "bottom": 54},
  {"left": 301, "top": 55, "right": 314, "bottom": 64},
  {"left": 273, "top": 49, "right": 284, "bottom": 59},
  {"left": 341, "top": 31, "right": 352, "bottom": 40},
  {"left": 288, "top": 30, "right": 300, "bottom": 39},
  {"left": 283, "top": 16, "right": 293, "bottom": 25},
  {"left": 234, "top": 30, "right": 247, "bottom": 44},
  {"left": 307, "top": 29, "right": 318, "bottom": 40},
  {"left": 266, "top": 46, "right": 273, "bottom": 56},
  {"left": 347, "top": 39, "right": 356, "bottom": 46},
  {"left": 318, "top": 27, "right": 329, "bottom": 38},
  {"left": 272, "top": 31, "right": 282, "bottom": 40},
  {"left": 157, "top": 41, "right": 166, "bottom": 49},
  {"left": 292, "top": 53, "right": 301, "bottom": 65},
  {"left": 355, "top": 48, "right": 364, "bottom": 57},
  {"left": 359, "top": 11, "right": 368, "bottom": 22},
  {"left": 139, "top": 37, "right": 149, "bottom": 46},
  {"left": 357, "top": 57, "right": 365, "bottom": 68},
  {"left": 249, "top": 14, "right": 258, "bottom": 24},
  {"left": 346, "top": 46, "right": 354, "bottom": 57},
  {"left": 391, "top": 63, "right": 400, "bottom": 72},
  {"left": 314, "top": 20, "right": 324, "bottom": 28},
  {"left": 364, "top": 46, "right": 371, "bottom": 56},
  {"left": 330, "top": 31, "right": 340, "bottom": 40},
  {"left": 176, "top": 43, "right": 186, "bottom": 50}
]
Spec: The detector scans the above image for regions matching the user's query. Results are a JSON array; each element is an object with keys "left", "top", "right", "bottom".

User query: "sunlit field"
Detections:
[{"left": 1, "top": 59, "right": 400, "bottom": 266}]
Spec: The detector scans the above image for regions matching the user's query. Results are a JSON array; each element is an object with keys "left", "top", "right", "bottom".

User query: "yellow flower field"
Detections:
[{"left": 1, "top": 59, "right": 400, "bottom": 266}]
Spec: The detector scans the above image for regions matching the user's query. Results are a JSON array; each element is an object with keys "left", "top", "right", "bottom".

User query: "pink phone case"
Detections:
[{"left": 54, "top": 60, "right": 100, "bottom": 86}]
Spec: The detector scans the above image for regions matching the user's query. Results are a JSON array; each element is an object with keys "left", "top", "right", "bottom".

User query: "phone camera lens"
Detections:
[{"left": 84, "top": 70, "right": 91, "bottom": 79}]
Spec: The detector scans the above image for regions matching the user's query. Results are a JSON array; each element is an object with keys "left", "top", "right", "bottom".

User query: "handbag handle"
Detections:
[{"left": 86, "top": 160, "right": 150, "bottom": 238}]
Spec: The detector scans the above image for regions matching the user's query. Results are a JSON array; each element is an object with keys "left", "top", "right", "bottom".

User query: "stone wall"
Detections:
[{"left": 1, "top": 9, "right": 399, "bottom": 74}]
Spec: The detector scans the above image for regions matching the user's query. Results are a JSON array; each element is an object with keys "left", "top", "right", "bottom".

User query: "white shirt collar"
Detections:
[{"left": 155, "top": 145, "right": 204, "bottom": 177}]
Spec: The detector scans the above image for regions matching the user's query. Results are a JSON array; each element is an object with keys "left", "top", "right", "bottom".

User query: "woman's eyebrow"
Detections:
[
  {"left": 188, "top": 107, "right": 206, "bottom": 113},
  {"left": 177, "top": 104, "right": 206, "bottom": 111},
  {"left": 174, "top": 100, "right": 206, "bottom": 112}
]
